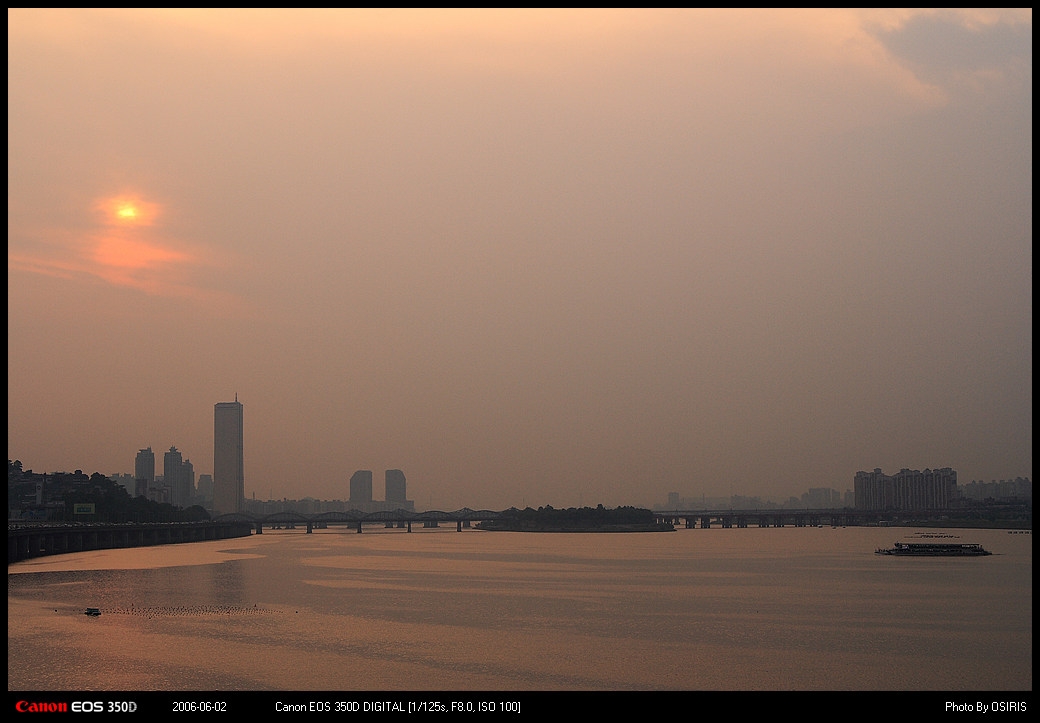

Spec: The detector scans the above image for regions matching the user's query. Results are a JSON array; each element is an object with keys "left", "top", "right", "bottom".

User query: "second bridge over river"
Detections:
[{"left": 216, "top": 508, "right": 505, "bottom": 533}]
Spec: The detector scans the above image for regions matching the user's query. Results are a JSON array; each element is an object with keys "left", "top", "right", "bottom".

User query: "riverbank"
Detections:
[{"left": 8, "top": 533, "right": 276, "bottom": 573}]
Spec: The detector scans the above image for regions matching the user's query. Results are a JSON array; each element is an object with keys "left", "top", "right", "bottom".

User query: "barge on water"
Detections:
[{"left": 875, "top": 541, "right": 991, "bottom": 556}]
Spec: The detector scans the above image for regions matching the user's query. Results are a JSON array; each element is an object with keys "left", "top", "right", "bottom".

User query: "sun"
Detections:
[
  {"left": 97, "top": 195, "right": 160, "bottom": 226},
  {"left": 116, "top": 203, "right": 139, "bottom": 220}
]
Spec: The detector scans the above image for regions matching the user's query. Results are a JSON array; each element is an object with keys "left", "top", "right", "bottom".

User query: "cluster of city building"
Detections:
[
  {"left": 124, "top": 397, "right": 412, "bottom": 517},
  {"left": 851, "top": 468, "right": 1031, "bottom": 510},
  {"left": 128, "top": 446, "right": 206, "bottom": 509},
  {"left": 124, "top": 397, "right": 244, "bottom": 515},
  {"left": 959, "top": 477, "right": 1032, "bottom": 501},
  {"left": 666, "top": 487, "right": 850, "bottom": 511},
  {"left": 665, "top": 468, "right": 1031, "bottom": 512}
]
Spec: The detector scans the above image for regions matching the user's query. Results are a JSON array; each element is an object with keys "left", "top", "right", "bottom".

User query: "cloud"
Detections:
[
  {"left": 865, "top": 8, "right": 1032, "bottom": 99},
  {"left": 9, "top": 191, "right": 241, "bottom": 308}
]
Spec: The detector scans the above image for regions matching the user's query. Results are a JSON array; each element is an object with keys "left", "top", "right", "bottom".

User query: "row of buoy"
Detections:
[{"left": 104, "top": 604, "right": 271, "bottom": 617}]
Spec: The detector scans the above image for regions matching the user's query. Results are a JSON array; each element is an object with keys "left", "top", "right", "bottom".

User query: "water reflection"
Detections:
[{"left": 8, "top": 526, "right": 1031, "bottom": 691}]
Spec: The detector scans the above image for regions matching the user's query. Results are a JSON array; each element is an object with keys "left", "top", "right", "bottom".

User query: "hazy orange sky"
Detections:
[{"left": 8, "top": 9, "right": 1032, "bottom": 510}]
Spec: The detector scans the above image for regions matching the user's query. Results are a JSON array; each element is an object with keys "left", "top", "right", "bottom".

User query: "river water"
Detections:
[{"left": 7, "top": 525, "right": 1031, "bottom": 692}]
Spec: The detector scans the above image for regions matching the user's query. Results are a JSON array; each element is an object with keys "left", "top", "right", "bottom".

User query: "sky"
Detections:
[{"left": 8, "top": 9, "right": 1032, "bottom": 511}]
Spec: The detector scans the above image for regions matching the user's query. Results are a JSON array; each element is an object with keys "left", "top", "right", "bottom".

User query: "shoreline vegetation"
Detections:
[{"left": 476, "top": 505, "right": 675, "bottom": 533}]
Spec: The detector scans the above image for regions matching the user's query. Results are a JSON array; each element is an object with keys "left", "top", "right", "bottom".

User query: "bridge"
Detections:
[
  {"left": 215, "top": 507, "right": 506, "bottom": 534},
  {"left": 651, "top": 507, "right": 949, "bottom": 528},
  {"left": 8, "top": 520, "right": 254, "bottom": 564},
  {"left": 9, "top": 506, "right": 978, "bottom": 564},
  {"left": 225, "top": 506, "right": 912, "bottom": 533}
]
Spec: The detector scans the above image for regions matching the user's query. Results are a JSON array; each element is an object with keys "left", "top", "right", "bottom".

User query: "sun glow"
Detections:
[
  {"left": 93, "top": 236, "right": 189, "bottom": 270},
  {"left": 97, "top": 195, "right": 160, "bottom": 226},
  {"left": 116, "top": 203, "right": 138, "bottom": 219}
]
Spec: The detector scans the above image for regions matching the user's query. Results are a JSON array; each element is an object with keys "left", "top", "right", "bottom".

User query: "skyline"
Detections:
[
  {"left": 8, "top": 9, "right": 1032, "bottom": 511},
  {"left": 16, "top": 448, "right": 1031, "bottom": 509}
]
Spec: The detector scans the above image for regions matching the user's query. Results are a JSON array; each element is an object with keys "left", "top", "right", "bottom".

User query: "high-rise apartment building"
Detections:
[
  {"left": 134, "top": 447, "right": 154, "bottom": 498},
  {"left": 854, "top": 467, "right": 956, "bottom": 511},
  {"left": 213, "top": 397, "right": 244, "bottom": 515},
  {"left": 892, "top": 467, "right": 955, "bottom": 510},
  {"left": 196, "top": 473, "right": 213, "bottom": 507},
  {"left": 385, "top": 469, "right": 406, "bottom": 504},
  {"left": 164, "top": 446, "right": 184, "bottom": 507},
  {"left": 350, "top": 470, "right": 373, "bottom": 508},
  {"left": 182, "top": 457, "right": 195, "bottom": 507}
]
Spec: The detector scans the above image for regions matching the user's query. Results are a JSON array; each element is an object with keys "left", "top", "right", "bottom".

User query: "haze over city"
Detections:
[{"left": 8, "top": 9, "right": 1032, "bottom": 512}]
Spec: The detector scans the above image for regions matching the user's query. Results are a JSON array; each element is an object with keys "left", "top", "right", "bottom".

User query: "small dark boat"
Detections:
[
  {"left": 875, "top": 542, "right": 991, "bottom": 556},
  {"left": 84, "top": 607, "right": 101, "bottom": 616}
]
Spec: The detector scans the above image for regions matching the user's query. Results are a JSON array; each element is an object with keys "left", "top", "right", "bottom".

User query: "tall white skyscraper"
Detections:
[{"left": 213, "top": 396, "right": 244, "bottom": 515}]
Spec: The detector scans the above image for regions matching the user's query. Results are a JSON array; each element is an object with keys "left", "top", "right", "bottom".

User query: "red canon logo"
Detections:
[{"left": 15, "top": 700, "right": 68, "bottom": 713}]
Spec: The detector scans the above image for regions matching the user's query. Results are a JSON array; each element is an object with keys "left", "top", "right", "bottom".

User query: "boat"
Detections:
[
  {"left": 84, "top": 607, "right": 101, "bottom": 616},
  {"left": 875, "top": 542, "right": 991, "bottom": 556}
]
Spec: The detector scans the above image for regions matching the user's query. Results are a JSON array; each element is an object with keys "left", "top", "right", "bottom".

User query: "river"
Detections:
[{"left": 8, "top": 524, "right": 1031, "bottom": 695}]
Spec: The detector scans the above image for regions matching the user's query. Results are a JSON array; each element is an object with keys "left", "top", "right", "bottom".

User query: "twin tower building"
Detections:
[
  {"left": 212, "top": 396, "right": 413, "bottom": 516},
  {"left": 349, "top": 469, "right": 414, "bottom": 513}
]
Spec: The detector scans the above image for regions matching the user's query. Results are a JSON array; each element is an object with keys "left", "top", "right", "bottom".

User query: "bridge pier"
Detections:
[{"left": 306, "top": 522, "right": 313, "bottom": 533}]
